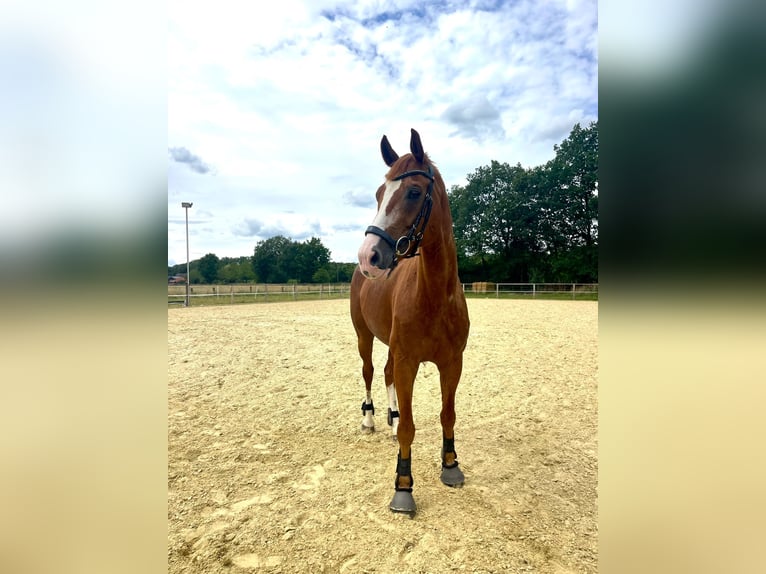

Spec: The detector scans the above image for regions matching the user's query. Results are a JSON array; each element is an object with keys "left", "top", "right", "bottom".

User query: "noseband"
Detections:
[{"left": 365, "top": 165, "right": 434, "bottom": 271}]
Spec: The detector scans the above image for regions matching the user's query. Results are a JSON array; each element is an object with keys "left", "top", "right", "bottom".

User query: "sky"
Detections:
[{"left": 168, "top": 0, "right": 598, "bottom": 266}]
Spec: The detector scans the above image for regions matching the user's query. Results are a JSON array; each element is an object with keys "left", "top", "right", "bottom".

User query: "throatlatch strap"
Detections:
[
  {"left": 361, "top": 401, "right": 375, "bottom": 415},
  {"left": 442, "top": 436, "right": 459, "bottom": 469}
]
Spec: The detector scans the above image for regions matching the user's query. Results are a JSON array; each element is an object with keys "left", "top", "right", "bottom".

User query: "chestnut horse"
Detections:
[{"left": 350, "top": 128, "right": 470, "bottom": 515}]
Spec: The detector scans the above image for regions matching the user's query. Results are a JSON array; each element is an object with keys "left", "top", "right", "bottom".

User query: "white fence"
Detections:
[
  {"left": 168, "top": 283, "right": 351, "bottom": 305},
  {"left": 168, "top": 282, "right": 597, "bottom": 306},
  {"left": 463, "top": 282, "right": 598, "bottom": 299}
]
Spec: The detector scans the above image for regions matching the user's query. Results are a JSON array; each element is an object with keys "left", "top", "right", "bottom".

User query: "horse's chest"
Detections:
[{"left": 393, "top": 300, "right": 468, "bottom": 355}]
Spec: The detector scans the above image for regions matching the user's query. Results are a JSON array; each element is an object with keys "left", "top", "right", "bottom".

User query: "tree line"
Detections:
[
  {"left": 448, "top": 121, "right": 597, "bottom": 283},
  {"left": 168, "top": 122, "right": 597, "bottom": 284},
  {"left": 168, "top": 238, "right": 357, "bottom": 285}
]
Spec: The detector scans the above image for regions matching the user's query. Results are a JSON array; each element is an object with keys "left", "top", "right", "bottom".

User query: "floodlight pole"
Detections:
[{"left": 182, "top": 202, "right": 193, "bottom": 306}]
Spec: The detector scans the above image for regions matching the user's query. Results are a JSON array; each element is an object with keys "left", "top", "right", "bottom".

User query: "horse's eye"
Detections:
[{"left": 407, "top": 187, "right": 421, "bottom": 199}]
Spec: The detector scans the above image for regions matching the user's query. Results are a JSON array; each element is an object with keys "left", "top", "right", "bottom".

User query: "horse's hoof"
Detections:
[
  {"left": 440, "top": 464, "right": 465, "bottom": 487},
  {"left": 360, "top": 424, "right": 375, "bottom": 434},
  {"left": 389, "top": 490, "right": 416, "bottom": 515}
]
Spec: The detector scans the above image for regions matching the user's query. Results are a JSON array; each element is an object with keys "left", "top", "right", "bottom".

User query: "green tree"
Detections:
[
  {"left": 198, "top": 253, "right": 220, "bottom": 284},
  {"left": 449, "top": 161, "right": 537, "bottom": 281},
  {"left": 321, "top": 262, "right": 356, "bottom": 282},
  {"left": 448, "top": 122, "right": 598, "bottom": 283},
  {"left": 252, "top": 236, "right": 292, "bottom": 283},
  {"left": 299, "top": 237, "right": 331, "bottom": 283},
  {"left": 281, "top": 237, "right": 332, "bottom": 283},
  {"left": 219, "top": 257, "right": 256, "bottom": 283},
  {"left": 218, "top": 263, "right": 235, "bottom": 283},
  {"left": 218, "top": 259, "right": 254, "bottom": 283},
  {"left": 545, "top": 122, "right": 598, "bottom": 248},
  {"left": 252, "top": 236, "right": 332, "bottom": 283},
  {"left": 338, "top": 262, "right": 357, "bottom": 282},
  {"left": 280, "top": 242, "right": 302, "bottom": 282},
  {"left": 237, "top": 260, "right": 256, "bottom": 283},
  {"left": 312, "top": 268, "right": 332, "bottom": 283},
  {"left": 538, "top": 121, "right": 598, "bottom": 281}
]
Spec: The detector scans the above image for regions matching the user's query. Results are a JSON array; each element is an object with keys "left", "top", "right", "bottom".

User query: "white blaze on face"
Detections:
[
  {"left": 356, "top": 178, "right": 402, "bottom": 279},
  {"left": 370, "top": 178, "right": 402, "bottom": 231}
]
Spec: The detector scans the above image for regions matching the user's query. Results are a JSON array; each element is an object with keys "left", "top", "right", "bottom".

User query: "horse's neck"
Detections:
[{"left": 417, "top": 213, "right": 461, "bottom": 299}]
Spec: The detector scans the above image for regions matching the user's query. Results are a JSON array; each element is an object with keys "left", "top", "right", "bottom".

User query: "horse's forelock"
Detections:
[{"left": 386, "top": 152, "right": 434, "bottom": 181}]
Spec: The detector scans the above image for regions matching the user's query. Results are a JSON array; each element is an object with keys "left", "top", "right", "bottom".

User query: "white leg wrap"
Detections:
[
  {"left": 361, "top": 396, "right": 375, "bottom": 431},
  {"left": 387, "top": 384, "right": 399, "bottom": 438}
]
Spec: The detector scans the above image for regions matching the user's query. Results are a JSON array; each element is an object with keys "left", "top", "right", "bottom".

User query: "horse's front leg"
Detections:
[
  {"left": 357, "top": 333, "right": 376, "bottom": 433},
  {"left": 389, "top": 356, "right": 418, "bottom": 515},
  {"left": 438, "top": 355, "right": 466, "bottom": 487},
  {"left": 384, "top": 350, "right": 399, "bottom": 440}
]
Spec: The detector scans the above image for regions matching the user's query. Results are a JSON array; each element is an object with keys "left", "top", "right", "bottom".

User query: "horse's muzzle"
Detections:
[{"left": 358, "top": 234, "right": 395, "bottom": 279}]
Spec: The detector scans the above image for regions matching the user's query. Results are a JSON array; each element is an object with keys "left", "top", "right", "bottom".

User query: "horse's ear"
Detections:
[
  {"left": 410, "top": 128, "right": 425, "bottom": 164},
  {"left": 381, "top": 135, "right": 399, "bottom": 167}
]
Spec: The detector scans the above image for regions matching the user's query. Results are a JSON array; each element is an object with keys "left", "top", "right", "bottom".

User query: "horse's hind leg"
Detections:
[
  {"left": 438, "top": 355, "right": 466, "bottom": 487},
  {"left": 384, "top": 350, "right": 399, "bottom": 440},
  {"left": 357, "top": 331, "right": 376, "bottom": 433}
]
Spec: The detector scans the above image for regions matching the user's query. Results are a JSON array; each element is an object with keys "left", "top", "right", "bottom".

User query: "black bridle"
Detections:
[{"left": 364, "top": 165, "right": 434, "bottom": 271}]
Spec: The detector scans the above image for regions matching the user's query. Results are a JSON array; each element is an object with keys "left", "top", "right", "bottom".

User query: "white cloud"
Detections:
[
  {"left": 168, "top": 147, "right": 213, "bottom": 174},
  {"left": 168, "top": 0, "right": 597, "bottom": 265},
  {"left": 442, "top": 94, "right": 506, "bottom": 141}
]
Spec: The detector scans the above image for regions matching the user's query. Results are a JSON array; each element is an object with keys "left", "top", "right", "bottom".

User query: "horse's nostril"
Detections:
[{"left": 370, "top": 251, "right": 380, "bottom": 266}]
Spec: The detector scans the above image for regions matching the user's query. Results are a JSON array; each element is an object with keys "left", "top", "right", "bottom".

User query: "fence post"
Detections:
[
  {"left": 496, "top": 283, "right": 499, "bottom": 298},
  {"left": 533, "top": 283, "right": 536, "bottom": 298},
  {"left": 231, "top": 285, "right": 234, "bottom": 304},
  {"left": 572, "top": 283, "right": 576, "bottom": 299}
]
